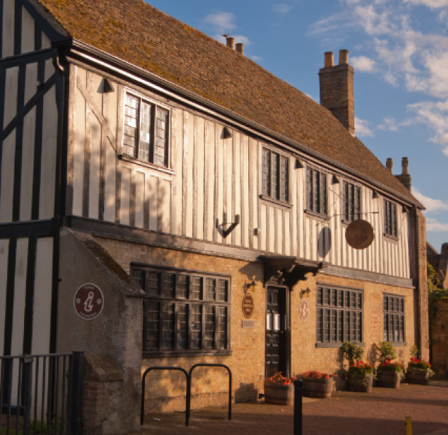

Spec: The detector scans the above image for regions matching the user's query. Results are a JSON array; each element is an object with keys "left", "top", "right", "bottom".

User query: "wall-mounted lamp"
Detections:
[
  {"left": 102, "top": 78, "right": 115, "bottom": 93},
  {"left": 331, "top": 175, "right": 340, "bottom": 185},
  {"left": 300, "top": 287, "right": 311, "bottom": 297},
  {"left": 244, "top": 279, "right": 256, "bottom": 293},
  {"left": 222, "top": 126, "right": 232, "bottom": 139},
  {"left": 295, "top": 159, "right": 304, "bottom": 169},
  {"left": 372, "top": 190, "right": 379, "bottom": 199},
  {"left": 402, "top": 205, "right": 408, "bottom": 213}
]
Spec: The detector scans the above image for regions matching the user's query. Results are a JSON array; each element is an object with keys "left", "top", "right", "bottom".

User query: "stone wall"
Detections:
[
  {"left": 432, "top": 300, "right": 448, "bottom": 378},
  {"left": 94, "top": 234, "right": 421, "bottom": 412}
]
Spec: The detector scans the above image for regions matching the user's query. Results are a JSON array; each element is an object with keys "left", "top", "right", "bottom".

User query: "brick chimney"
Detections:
[
  {"left": 236, "top": 43, "right": 244, "bottom": 55},
  {"left": 226, "top": 37, "right": 235, "bottom": 49},
  {"left": 386, "top": 158, "right": 393, "bottom": 173},
  {"left": 395, "top": 157, "right": 412, "bottom": 192},
  {"left": 319, "top": 49, "right": 355, "bottom": 135}
]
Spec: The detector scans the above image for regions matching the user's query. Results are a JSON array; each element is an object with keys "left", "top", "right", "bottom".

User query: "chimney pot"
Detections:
[
  {"left": 324, "top": 52, "right": 334, "bottom": 67},
  {"left": 236, "top": 43, "right": 244, "bottom": 55},
  {"left": 401, "top": 157, "right": 409, "bottom": 175},
  {"left": 339, "top": 49, "right": 349, "bottom": 65},
  {"left": 226, "top": 37, "right": 235, "bottom": 49},
  {"left": 386, "top": 158, "right": 393, "bottom": 172}
]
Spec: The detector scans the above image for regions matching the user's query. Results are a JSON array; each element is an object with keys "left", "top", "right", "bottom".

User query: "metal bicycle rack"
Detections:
[
  {"left": 140, "top": 366, "right": 190, "bottom": 427},
  {"left": 140, "top": 363, "right": 232, "bottom": 428},
  {"left": 189, "top": 363, "right": 232, "bottom": 422}
]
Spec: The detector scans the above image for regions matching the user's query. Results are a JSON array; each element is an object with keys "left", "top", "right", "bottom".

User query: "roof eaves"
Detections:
[{"left": 59, "top": 38, "right": 424, "bottom": 209}]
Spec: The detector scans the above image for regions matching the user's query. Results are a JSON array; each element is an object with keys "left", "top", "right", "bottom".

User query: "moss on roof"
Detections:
[{"left": 36, "top": 0, "right": 420, "bottom": 204}]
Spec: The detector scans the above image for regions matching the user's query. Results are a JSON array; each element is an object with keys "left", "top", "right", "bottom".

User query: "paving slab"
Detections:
[{"left": 141, "top": 381, "right": 448, "bottom": 435}]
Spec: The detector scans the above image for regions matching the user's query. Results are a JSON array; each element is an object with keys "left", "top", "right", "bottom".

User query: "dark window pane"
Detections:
[
  {"left": 323, "top": 309, "right": 330, "bottom": 342},
  {"left": 331, "top": 310, "right": 337, "bottom": 342},
  {"left": 217, "top": 306, "right": 227, "bottom": 349},
  {"left": 306, "top": 168, "right": 313, "bottom": 210},
  {"left": 320, "top": 173, "right": 327, "bottom": 214},
  {"left": 206, "top": 278, "right": 216, "bottom": 300},
  {"left": 271, "top": 152, "right": 279, "bottom": 200},
  {"left": 262, "top": 149, "right": 271, "bottom": 196},
  {"left": 177, "top": 304, "right": 187, "bottom": 350},
  {"left": 145, "top": 301, "right": 159, "bottom": 351},
  {"left": 204, "top": 306, "right": 215, "bottom": 349},
  {"left": 317, "top": 308, "right": 322, "bottom": 342},
  {"left": 280, "top": 156, "right": 288, "bottom": 202},
  {"left": 331, "top": 289, "right": 337, "bottom": 307},
  {"left": 190, "top": 305, "right": 202, "bottom": 350},
  {"left": 162, "top": 303, "right": 174, "bottom": 349},
  {"left": 177, "top": 275, "right": 188, "bottom": 299},
  {"left": 317, "top": 287, "right": 323, "bottom": 306},
  {"left": 162, "top": 273, "right": 175, "bottom": 298},
  {"left": 191, "top": 276, "right": 202, "bottom": 299},
  {"left": 217, "top": 280, "right": 228, "bottom": 302},
  {"left": 147, "top": 272, "right": 160, "bottom": 296},
  {"left": 131, "top": 269, "right": 145, "bottom": 289}
]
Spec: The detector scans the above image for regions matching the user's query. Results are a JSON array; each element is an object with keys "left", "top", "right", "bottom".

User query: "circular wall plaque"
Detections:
[
  {"left": 299, "top": 299, "right": 309, "bottom": 322},
  {"left": 73, "top": 283, "right": 104, "bottom": 320},
  {"left": 242, "top": 293, "right": 254, "bottom": 319},
  {"left": 345, "top": 219, "right": 375, "bottom": 250}
]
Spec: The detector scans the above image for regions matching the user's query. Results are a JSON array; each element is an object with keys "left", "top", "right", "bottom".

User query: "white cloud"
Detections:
[
  {"left": 355, "top": 117, "right": 374, "bottom": 137},
  {"left": 404, "top": 0, "right": 448, "bottom": 9},
  {"left": 378, "top": 116, "right": 399, "bottom": 131},
  {"left": 250, "top": 55, "right": 262, "bottom": 62},
  {"left": 426, "top": 217, "right": 448, "bottom": 232},
  {"left": 203, "top": 12, "right": 236, "bottom": 33},
  {"left": 233, "top": 35, "right": 251, "bottom": 45},
  {"left": 351, "top": 55, "right": 377, "bottom": 72},
  {"left": 273, "top": 3, "right": 294, "bottom": 14},
  {"left": 413, "top": 188, "right": 448, "bottom": 212}
]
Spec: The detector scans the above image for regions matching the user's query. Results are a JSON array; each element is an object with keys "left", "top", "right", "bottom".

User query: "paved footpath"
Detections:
[{"left": 141, "top": 381, "right": 448, "bottom": 435}]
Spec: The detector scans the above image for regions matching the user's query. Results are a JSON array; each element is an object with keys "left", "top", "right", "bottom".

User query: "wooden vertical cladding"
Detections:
[
  {"left": 0, "top": 236, "right": 54, "bottom": 356},
  {"left": 66, "top": 64, "right": 413, "bottom": 279}
]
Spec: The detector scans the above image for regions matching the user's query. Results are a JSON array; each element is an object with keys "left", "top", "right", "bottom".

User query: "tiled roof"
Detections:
[{"left": 35, "top": 0, "right": 420, "bottom": 205}]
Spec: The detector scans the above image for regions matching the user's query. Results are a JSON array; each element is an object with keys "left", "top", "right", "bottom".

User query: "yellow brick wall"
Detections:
[{"left": 94, "top": 236, "right": 419, "bottom": 411}]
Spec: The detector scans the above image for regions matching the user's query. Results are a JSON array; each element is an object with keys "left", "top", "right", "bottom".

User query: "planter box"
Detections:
[
  {"left": 347, "top": 373, "right": 373, "bottom": 393},
  {"left": 376, "top": 372, "right": 401, "bottom": 388},
  {"left": 406, "top": 370, "right": 430, "bottom": 385},
  {"left": 303, "top": 377, "right": 333, "bottom": 398},
  {"left": 264, "top": 380, "right": 294, "bottom": 405}
]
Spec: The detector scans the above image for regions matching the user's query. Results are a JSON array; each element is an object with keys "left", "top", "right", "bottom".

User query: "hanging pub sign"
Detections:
[
  {"left": 299, "top": 299, "right": 309, "bottom": 322},
  {"left": 242, "top": 293, "right": 254, "bottom": 319},
  {"left": 74, "top": 283, "right": 104, "bottom": 320}
]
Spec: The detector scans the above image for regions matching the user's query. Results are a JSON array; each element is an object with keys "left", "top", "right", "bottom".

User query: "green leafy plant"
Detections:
[
  {"left": 374, "top": 341, "right": 396, "bottom": 364},
  {"left": 341, "top": 341, "right": 364, "bottom": 365},
  {"left": 408, "top": 358, "right": 435, "bottom": 376},
  {"left": 409, "top": 345, "right": 419, "bottom": 359},
  {"left": 348, "top": 361, "right": 374, "bottom": 377},
  {"left": 377, "top": 359, "right": 404, "bottom": 378}
]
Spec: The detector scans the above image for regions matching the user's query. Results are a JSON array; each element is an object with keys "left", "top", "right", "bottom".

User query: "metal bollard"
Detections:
[
  {"left": 406, "top": 416, "right": 413, "bottom": 435},
  {"left": 293, "top": 379, "right": 303, "bottom": 435}
]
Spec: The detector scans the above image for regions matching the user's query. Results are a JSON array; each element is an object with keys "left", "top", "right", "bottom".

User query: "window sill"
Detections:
[
  {"left": 259, "top": 195, "right": 292, "bottom": 209},
  {"left": 143, "top": 350, "right": 232, "bottom": 358},
  {"left": 119, "top": 154, "right": 175, "bottom": 175},
  {"left": 305, "top": 209, "right": 329, "bottom": 221},
  {"left": 383, "top": 233, "right": 399, "bottom": 243},
  {"left": 315, "top": 342, "right": 365, "bottom": 349}
]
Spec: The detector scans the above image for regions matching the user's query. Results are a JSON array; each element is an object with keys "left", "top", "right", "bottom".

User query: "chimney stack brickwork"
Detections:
[
  {"left": 319, "top": 49, "right": 355, "bottom": 135},
  {"left": 395, "top": 157, "right": 412, "bottom": 192}
]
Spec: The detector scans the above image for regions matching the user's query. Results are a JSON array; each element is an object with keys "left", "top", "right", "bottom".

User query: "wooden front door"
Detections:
[{"left": 265, "top": 286, "right": 287, "bottom": 378}]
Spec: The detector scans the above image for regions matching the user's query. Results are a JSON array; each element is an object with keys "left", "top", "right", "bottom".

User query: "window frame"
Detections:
[
  {"left": 383, "top": 293, "right": 406, "bottom": 346},
  {"left": 122, "top": 91, "right": 171, "bottom": 169},
  {"left": 261, "top": 146, "right": 290, "bottom": 204},
  {"left": 342, "top": 180, "right": 362, "bottom": 223},
  {"left": 315, "top": 285, "right": 364, "bottom": 348},
  {"left": 132, "top": 264, "right": 232, "bottom": 358},
  {"left": 383, "top": 198, "right": 398, "bottom": 239},
  {"left": 305, "top": 166, "right": 328, "bottom": 216}
]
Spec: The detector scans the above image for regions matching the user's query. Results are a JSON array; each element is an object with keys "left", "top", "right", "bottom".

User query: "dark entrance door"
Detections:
[{"left": 265, "top": 286, "right": 287, "bottom": 378}]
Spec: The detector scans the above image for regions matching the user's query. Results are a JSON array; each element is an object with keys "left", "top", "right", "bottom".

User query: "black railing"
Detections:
[
  {"left": 141, "top": 363, "right": 232, "bottom": 427},
  {"left": 0, "top": 352, "right": 84, "bottom": 435}
]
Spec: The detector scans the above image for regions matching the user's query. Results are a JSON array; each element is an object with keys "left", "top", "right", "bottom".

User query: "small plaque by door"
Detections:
[{"left": 242, "top": 293, "right": 254, "bottom": 318}]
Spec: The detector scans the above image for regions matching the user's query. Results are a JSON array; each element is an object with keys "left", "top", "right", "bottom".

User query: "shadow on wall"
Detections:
[{"left": 234, "top": 382, "right": 258, "bottom": 403}]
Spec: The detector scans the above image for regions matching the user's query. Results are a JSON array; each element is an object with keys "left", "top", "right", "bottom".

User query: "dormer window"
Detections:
[{"left": 123, "top": 93, "right": 169, "bottom": 167}]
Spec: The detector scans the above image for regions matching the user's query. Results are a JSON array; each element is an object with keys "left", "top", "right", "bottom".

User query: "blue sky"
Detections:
[{"left": 146, "top": 0, "right": 448, "bottom": 252}]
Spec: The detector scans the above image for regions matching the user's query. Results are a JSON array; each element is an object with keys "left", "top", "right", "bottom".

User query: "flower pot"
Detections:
[
  {"left": 376, "top": 372, "right": 401, "bottom": 388},
  {"left": 406, "top": 370, "right": 430, "bottom": 385},
  {"left": 264, "top": 380, "right": 294, "bottom": 405},
  {"left": 303, "top": 377, "right": 333, "bottom": 398},
  {"left": 347, "top": 373, "right": 373, "bottom": 393}
]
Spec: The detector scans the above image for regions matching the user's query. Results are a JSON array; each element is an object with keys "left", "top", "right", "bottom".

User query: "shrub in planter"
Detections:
[
  {"left": 347, "top": 361, "right": 374, "bottom": 393},
  {"left": 376, "top": 359, "right": 404, "bottom": 388},
  {"left": 264, "top": 372, "right": 297, "bottom": 405},
  {"left": 406, "top": 358, "right": 435, "bottom": 385},
  {"left": 302, "top": 371, "right": 337, "bottom": 399}
]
